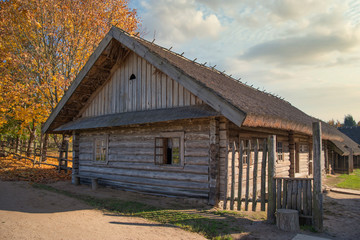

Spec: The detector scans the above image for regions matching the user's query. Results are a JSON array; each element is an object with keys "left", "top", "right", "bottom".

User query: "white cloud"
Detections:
[
  {"left": 133, "top": 0, "right": 360, "bottom": 121},
  {"left": 240, "top": 32, "right": 360, "bottom": 65},
  {"left": 139, "top": 0, "right": 223, "bottom": 45}
]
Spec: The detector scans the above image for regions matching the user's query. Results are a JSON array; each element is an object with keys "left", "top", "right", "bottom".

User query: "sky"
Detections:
[{"left": 129, "top": 0, "right": 360, "bottom": 123}]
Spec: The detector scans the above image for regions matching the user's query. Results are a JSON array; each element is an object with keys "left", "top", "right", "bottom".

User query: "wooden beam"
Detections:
[
  {"left": 289, "top": 131, "right": 295, "bottom": 178},
  {"left": 267, "top": 135, "right": 276, "bottom": 224},
  {"left": 312, "top": 122, "right": 323, "bottom": 232}
]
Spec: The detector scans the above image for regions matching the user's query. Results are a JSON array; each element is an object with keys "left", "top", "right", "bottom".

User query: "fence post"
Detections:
[
  {"left": 312, "top": 122, "right": 323, "bottom": 232},
  {"left": 261, "top": 139, "right": 267, "bottom": 211},
  {"left": 348, "top": 148, "right": 353, "bottom": 174},
  {"left": 72, "top": 132, "right": 80, "bottom": 185},
  {"left": 267, "top": 135, "right": 276, "bottom": 223}
]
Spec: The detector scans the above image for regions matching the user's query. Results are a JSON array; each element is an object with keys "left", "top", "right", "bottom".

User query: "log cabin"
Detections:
[
  {"left": 328, "top": 131, "right": 360, "bottom": 173},
  {"left": 42, "top": 26, "right": 354, "bottom": 208}
]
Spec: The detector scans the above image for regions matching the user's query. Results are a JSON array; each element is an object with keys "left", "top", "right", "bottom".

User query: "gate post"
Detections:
[
  {"left": 267, "top": 135, "right": 276, "bottom": 223},
  {"left": 312, "top": 122, "right": 323, "bottom": 232}
]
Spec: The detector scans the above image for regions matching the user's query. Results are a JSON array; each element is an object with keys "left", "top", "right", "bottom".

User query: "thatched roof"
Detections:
[
  {"left": 42, "top": 26, "right": 342, "bottom": 141},
  {"left": 330, "top": 129, "right": 360, "bottom": 156}
]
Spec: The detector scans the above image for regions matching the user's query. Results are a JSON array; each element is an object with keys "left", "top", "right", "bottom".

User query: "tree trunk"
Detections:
[
  {"left": 15, "top": 135, "right": 19, "bottom": 154},
  {"left": 26, "top": 121, "right": 36, "bottom": 157},
  {"left": 42, "top": 133, "right": 49, "bottom": 162}
]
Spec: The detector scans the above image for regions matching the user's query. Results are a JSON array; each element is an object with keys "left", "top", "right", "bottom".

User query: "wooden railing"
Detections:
[{"left": 0, "top": 141, "right": 73, "bottom": 172}]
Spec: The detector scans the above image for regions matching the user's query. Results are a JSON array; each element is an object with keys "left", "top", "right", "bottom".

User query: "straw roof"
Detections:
[
  {"left": 42, "top": 27, "right": 343, "bottom": 141},
  {"left": 330, "top": 129, "right": 360, "bottom": 156}
]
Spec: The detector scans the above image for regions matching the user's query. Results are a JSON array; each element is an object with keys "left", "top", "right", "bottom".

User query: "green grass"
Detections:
[
  {"left": 300, "top": 225, "right": 317, "bottom": 233},
  {"left": 336, "top": 169, "right": 360, "bottom": 190},
  {"left": 32, "top": 183, "right": 239, "bottom": 239}
]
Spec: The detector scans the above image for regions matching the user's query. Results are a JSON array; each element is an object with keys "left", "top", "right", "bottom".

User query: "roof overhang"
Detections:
[{"left": 53, "top": 105, "right": 221, "bottom": 133}]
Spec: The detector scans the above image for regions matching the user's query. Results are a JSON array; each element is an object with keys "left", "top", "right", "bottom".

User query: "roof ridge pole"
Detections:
[{"left": 312, "top": 121, "right": 323, "bottom": 232}]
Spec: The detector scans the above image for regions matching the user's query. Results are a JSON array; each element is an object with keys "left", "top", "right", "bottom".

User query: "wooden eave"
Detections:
[
  {"left": 42, "top": 27, "right": 246, "bottom": 133},
  {"left": 53, "top": 105, "right": 221, "bottom": 133}
]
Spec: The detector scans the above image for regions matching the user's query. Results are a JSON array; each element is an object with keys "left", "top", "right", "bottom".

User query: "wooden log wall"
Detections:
[
  {"left": 219, "top": 117, "right": 229, "bottom": 209},
  {"left": 208, "top": 117, "right": 220, "bottom": 205},
  {"left": 82, "top": 52, "right": 203, "bottom": 118},
  {"left": 78, "top": 118, "right": 211, "bottom": 198},
  {"left": 276, "top": 138, "right": 291, "bottom": 178}
]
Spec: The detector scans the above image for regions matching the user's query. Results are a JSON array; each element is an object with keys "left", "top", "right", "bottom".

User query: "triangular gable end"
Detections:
[
  {"left": 78, "top": 51, "right": 205, "bottom": 119},
  {"left": 42, "top": 27, "right": 246, "bottom": 133}
]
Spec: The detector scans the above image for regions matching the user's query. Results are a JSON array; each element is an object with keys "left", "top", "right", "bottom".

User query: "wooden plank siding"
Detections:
[
  {"left": 77, "top": 118, "right": 210, "bottom": 198},
  {"left": 82, "top": 52, "right": 203, "bottom": 118}
]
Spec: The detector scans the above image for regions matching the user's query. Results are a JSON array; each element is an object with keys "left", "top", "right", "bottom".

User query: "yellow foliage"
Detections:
[{"left": 0, "top": 0, "right": 139, "bottom": 132}]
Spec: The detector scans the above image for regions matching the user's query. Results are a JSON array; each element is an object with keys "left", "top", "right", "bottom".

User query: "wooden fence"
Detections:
[
  {"left": 274, "top": 177, "right": 313, "bottom": 219},
  {"left": 0, "top": 140, "right": 73, "bottom": 172},
  {"left": 227, "top": 134, "right": 321, "bottom": 229},
  {"left": 227, "top": 139, "right": 268, "bottom": 211}
]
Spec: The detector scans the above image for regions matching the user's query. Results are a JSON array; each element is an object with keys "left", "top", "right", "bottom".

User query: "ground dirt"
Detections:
[
  {"left": 0, "top": 181, "right": 205, "bottom": 240},
  {"left": 1, "top": 179, "right": 359, "bottom": 240},
  {"left": 322, "top": 175, "right": 360, "bottom": 240}
]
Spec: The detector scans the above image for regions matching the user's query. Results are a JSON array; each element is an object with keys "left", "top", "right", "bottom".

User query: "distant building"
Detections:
[{"left": 338, "top": 126, "right": 360, "bottom": 145}]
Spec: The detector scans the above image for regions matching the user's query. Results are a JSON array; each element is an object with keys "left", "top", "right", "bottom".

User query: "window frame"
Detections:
[
  {"left": 277, "top": 141, "right": 284, "bottom": 162},
  {"left": 239, "top": 138, "right": 253, "bottom": 165},
  {"left": 154, "top": 132, "right": 184, "bottom": 167},
  {"left": 93, "top": 135, "right": 109, "bottom": 164}
]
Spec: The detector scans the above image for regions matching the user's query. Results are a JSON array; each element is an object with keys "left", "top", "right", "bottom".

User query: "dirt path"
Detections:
[
  {"left": 323, "top": 191, "right": 360, "bottom": 240},
  {"left": 0, "top": 181, "right": 205, "bottom": 240}
]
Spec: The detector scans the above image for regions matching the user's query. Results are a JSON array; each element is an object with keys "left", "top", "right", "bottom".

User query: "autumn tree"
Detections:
[
  {"left": 0, "top": 0, "right": 139, "bottom": 154},
  {"left": 328, "top": 119, "right": 341, "bottom": 128}
]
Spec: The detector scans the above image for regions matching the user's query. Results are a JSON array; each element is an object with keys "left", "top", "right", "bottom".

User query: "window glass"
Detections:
[
  {"left": 155, "top": 135, "right": 183, "bottom": 166},
  {"left": 94, "top": 137, "right": 107, "bottom": 163},
  {"left": 277, "top": 142, "right": 283, "bottom": 161}
]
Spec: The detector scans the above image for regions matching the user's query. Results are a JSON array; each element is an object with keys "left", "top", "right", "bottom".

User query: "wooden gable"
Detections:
[
  {"left": 43, "top": 27, "right": 246, "bottom": 133},
  {"left": 80, "top": 52, "right": 203, "bottom": 118}
]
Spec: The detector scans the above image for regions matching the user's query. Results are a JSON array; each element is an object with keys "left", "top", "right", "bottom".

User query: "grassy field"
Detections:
[
  {"left": 336, "top": 169, "right": 360, "bottom": 190},
  {"left": 326, "top": 169, "right": 360, "bottom": 190}
]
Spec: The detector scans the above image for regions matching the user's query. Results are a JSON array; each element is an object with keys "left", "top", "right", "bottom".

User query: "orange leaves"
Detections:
[
  {"left": 0, "top": 0, "right": 139, "bottom": 132},
  {"left": 0, "top": 156, "right": 72, "bottom": 183}
]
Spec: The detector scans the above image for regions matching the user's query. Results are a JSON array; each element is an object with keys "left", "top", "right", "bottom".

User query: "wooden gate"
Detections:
[{"left": 274, "top": 177, "right": 313, "bottom": 219}]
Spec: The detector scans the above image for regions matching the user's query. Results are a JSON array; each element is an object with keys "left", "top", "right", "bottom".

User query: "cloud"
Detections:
[
  {"left": 240, "top": 32, "right": 360, "bottom": 65},
  {"left": 280, "top": 85, "right": 360, "bottom": 121},
  {"left": 139, "top": 0, "right": 223, "bottom": 45}
]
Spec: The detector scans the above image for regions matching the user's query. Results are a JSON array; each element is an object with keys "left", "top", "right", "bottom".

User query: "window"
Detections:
[
  {"left": 155, "top": 132, "right": 184, "bottom": 166},
  {"left": 299, "top": 144, "right": 308, "bottom": 153},
  {"left": 94, "top": 136, "right": 108, "bottom": 163},
  {"left": 277, "top": 142, "right": 283, "bottom": 162},
  {"left": 238, "top": 139, "right": 253, "bottom": 165}
]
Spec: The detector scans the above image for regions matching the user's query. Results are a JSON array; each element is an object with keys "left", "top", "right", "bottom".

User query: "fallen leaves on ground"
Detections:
[{"left": 0, "top": 155, "right": 71, "bottom": 183}]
